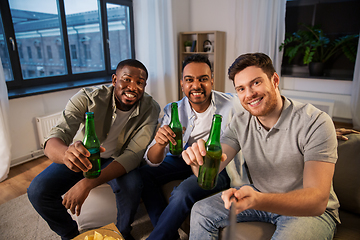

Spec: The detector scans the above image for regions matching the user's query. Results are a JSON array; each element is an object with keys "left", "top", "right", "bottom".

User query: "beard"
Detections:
[
  {"left": 187, "top": 88, "right": 209, "bottom": 104},
  {"left": 242, "top": 87, "right": 278, "bottom": 117}
]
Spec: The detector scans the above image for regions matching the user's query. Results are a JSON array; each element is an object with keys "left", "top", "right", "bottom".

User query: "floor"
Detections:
[{"left": 0, "top": 156, "right": 51, "bottom": 205}]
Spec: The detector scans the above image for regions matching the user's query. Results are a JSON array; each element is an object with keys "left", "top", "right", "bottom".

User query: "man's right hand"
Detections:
[
  {"left": 336, "top": 128, "right": 360, "bottom": 141},
  {"left": 182, "top": 139, "right": 205, "bottom": 166},
  {"left": 182, "top": 139, "right": 229, "bottom": 176},
  {"left": 63, "top": 141, "right": 92, "bottom": 172},
  {"left": 44, "top": 138, "right": 105, "bottom": 172},
  {"left": 154, "top": 125, "right": 177, "bottom": 147},
  {"left": 147, "top": 125, "right": 186, "bottom": 164}
]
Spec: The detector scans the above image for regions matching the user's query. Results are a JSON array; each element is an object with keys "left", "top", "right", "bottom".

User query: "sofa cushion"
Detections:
[
  {"left": 333, "top": 133, "right": 360, "bottom": 215},
  {"left": 70, "top": 183, "right": 117, "bottom": 231},
  {"left": 333, "top": 210, "right": 360, "bottom": 239}
]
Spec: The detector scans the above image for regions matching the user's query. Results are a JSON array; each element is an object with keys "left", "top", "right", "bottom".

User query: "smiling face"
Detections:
[
  {"left": 181, "top": 62, "right": 213, "bottom": 113},
  {"left": 234, "top": 66, "right": 280, "bottom": 118},
  {"left": 112, "top": 65, "right": 147, "bottom": 111}
]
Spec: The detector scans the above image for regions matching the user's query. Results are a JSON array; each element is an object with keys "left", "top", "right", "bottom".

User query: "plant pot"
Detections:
[
  {"left": 185, "top": 46, "right": 191, "bottom": 52},
  {"left": 309, "top": 62, "right": 325, "bottom": 76}
]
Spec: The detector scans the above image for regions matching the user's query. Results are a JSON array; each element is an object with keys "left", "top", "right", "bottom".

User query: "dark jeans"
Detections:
[
  {"left": 27, "top": 158, "right": 142, "bottom": 240},
  {"left": 140, "top": 154, "right": 230, "bottom": 240}
]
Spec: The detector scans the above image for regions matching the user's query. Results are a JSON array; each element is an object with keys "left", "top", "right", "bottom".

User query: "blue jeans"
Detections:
[
  {"left": 190, "top": 190, "right": 337, "bottom": 240},
  {"left": 139, "top": 154, "right": 230, "bottom": 240},
  {"left": 27, "top": 158, "right": 142, "bottom": 240}
]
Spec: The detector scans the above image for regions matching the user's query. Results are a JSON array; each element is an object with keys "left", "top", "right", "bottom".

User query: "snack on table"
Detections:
[{"left": 83, "top": 231, "right": 121, "bottom": 240}]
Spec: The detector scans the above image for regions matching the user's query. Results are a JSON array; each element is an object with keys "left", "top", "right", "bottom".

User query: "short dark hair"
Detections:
[
  {"left": 116, "top": 59, "right": 149, "bottom": 80},
  {"left": 182, "top": 54, "right": 212, "bottom": 73},
  {"left": 228, "top": 53, "right": 275, "bottom": 81}
]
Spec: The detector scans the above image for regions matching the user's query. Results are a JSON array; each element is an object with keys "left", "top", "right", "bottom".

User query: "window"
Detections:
[
  {"left": 39, "top": 69, "right": 45, "bottom": 76},
  {"left": 0, "top": 0, "right": 134, "bottom": 98},
  {"left": 56, "top": 39, "right": 64, "bottom": 60},
  {"left": 106, "top": 3, "right": 132, "bottom": 69},
  {"left": 83, "top": 44, "right": 91, "bottom": 60},
  {"left": 28, "top": 70, "right": 35, "bottom": 77},
  {"left": 36, "top": 46, "right": 42, "bottom": 59},
  {"left": 0, "top": 11, "right": 13, "bottom": 81},
  {"left": 17, "top": 42, "right": 23, "bottom": 59},
  {"left": 281, "top": 0, "right": 359, "bottom": 79},
  {"left": 47, "top": 45, "right": 53, "bottom": 60},
  {"left": 70, "top": 44, "right": 77, "bottom": 60},
  {"left": 27, "top": 46, "right": 32, "bottom": 59}
]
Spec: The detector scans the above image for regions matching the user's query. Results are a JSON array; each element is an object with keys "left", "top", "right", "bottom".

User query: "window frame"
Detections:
[{"left": 0, "top": 0, "right": 135, "bottom": 99}]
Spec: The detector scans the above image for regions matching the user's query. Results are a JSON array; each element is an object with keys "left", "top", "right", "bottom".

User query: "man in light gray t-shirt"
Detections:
[{"left": 182, "top": 53, "right": 339, "bottom": 240}]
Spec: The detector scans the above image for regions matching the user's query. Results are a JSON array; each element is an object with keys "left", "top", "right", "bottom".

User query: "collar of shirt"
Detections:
[{"left": 253, "top": 96, "right": 291, "bottom": 133}]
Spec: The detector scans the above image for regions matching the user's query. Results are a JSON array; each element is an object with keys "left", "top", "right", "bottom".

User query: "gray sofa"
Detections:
[{"left": 163, "top": 133, "right": 360, "bottom": 239}]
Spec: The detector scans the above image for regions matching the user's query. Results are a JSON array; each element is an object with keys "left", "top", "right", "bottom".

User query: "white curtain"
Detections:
[
  {"left": 228, "top": 0, "right": 287, "bottom": 75},
  {"left": 133, "top": 0, "right": 178, "bottom": 110},
  {"left": 0, "top": 57, "right": 11, "bottom": 182},
  {"left": 351, "top": 36, "right": 360, "bottom": 130}
]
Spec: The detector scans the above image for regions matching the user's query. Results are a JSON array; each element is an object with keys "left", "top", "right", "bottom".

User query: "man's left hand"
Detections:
[
  {"left": 62, "top": 179, "right": 92, "bottom": 216},
  {"left": 221, "top": 186, "right": 259, "bottom": 214}
]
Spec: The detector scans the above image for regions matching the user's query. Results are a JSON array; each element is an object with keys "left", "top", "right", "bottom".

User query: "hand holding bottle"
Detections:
[
  {"left": 182, "top": 139, "right": 206, "bottom": 166},
  {"left": 182, "top": 139, "right": 227, "bottom": 167},
  {"left": 154, "top": 125, "right": 179, "bottom": 147},
  {"left": 63, "top": 140, "right": 105, "bottom": 173},
  {"left": 169, "top": 102, "right": 183, "bottom": 155}
]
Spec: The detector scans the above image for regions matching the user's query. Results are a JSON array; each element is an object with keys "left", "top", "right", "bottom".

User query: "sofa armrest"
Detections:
[{"left": 333, "top": 133, "right": 360, "bottom": 215}]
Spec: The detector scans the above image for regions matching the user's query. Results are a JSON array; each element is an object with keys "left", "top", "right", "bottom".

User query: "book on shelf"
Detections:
[{"left": 191, "top": 40, "right": 197, "bottom": 52}]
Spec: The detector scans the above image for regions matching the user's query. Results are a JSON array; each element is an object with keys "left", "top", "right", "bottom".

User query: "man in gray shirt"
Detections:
[{"left": 182, "top": 53, "right": 339, "bottom": 240}]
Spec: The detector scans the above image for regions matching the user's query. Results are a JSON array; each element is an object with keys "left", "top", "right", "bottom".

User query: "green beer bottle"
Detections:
[
  {"left": 169, "top": 102, "right": 183, "bottom": 155},
  {"left": 83, "top": 112, "right": 101, "bottom": 179},
  {"left": 198, "top": 114, "right": 222, "bottom": 190}
]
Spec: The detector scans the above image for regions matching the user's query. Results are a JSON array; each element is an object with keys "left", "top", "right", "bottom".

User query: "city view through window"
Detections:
[{"left": 0, "top": 0, "right": 133, "bottom": 94}]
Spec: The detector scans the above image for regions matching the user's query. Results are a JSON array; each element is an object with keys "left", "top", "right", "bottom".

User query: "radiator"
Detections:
[{"left": 36, "top": 112, "right": 62, "bottom": 148}]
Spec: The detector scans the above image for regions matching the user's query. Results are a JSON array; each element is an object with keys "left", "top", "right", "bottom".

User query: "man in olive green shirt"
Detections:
[{"left": 28, "top": 59, "right": 160, "bottom": 240}]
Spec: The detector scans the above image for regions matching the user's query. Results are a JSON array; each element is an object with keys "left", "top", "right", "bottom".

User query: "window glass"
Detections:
[
  {"left": 282, "top": 0, "right": 359, "bottom": 79},
  {"left": 64, "top": 0, "right": 105, "bottom": 74},
  {"left": 47, "top": 45, "right": 53, "bottom": 60},
  {"left": 8, "top": 0, "right": 67, "bottom": 79},
  {"left": 106, "top": 3, "right": 132, "bottom": 70},
  {"left": 0, "top": 11, "right": 14, "bottom": 81},
  {"left": 27, "top": 46, "right": 32, "bottom": 59},
  {"left": 70, "top": 44, "right": 77, "bottom": 60}
]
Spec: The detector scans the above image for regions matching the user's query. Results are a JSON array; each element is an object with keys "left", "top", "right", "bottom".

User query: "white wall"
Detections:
[
  {"left": 172, "top": 0, "right": 191, "bottom": 77},
  {"left": 8, "top": 88, "right": 80, "bottom": 166},
  {"left": 189, "top": 0, "right": 236, "bottom": 94},
  {"left": 281, "top": 77, "right": 352, "bottom": 120}
]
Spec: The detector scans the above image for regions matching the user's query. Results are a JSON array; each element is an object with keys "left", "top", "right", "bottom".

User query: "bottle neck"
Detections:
[
  {"left": 85, "top": 112, "right": 96, "bottom": 136},
  {"left": 171, "top": 102, "right": 180, "bottom": 122},
  {"left": 206, "top": 114, "right": 222, "bottom": 145}
]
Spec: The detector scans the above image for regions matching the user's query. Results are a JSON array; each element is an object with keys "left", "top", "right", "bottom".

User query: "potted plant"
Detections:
[
  {"left": 184, "top": 40, "right": 192, "bottom": 52},
  {"left": 279, "top": 24, "right": 359, "bottom": 76}
]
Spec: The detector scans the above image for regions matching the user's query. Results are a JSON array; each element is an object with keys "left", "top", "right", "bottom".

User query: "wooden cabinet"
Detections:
[{"left": 178, "top": 31, "right": 226, "bottom": 99}]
